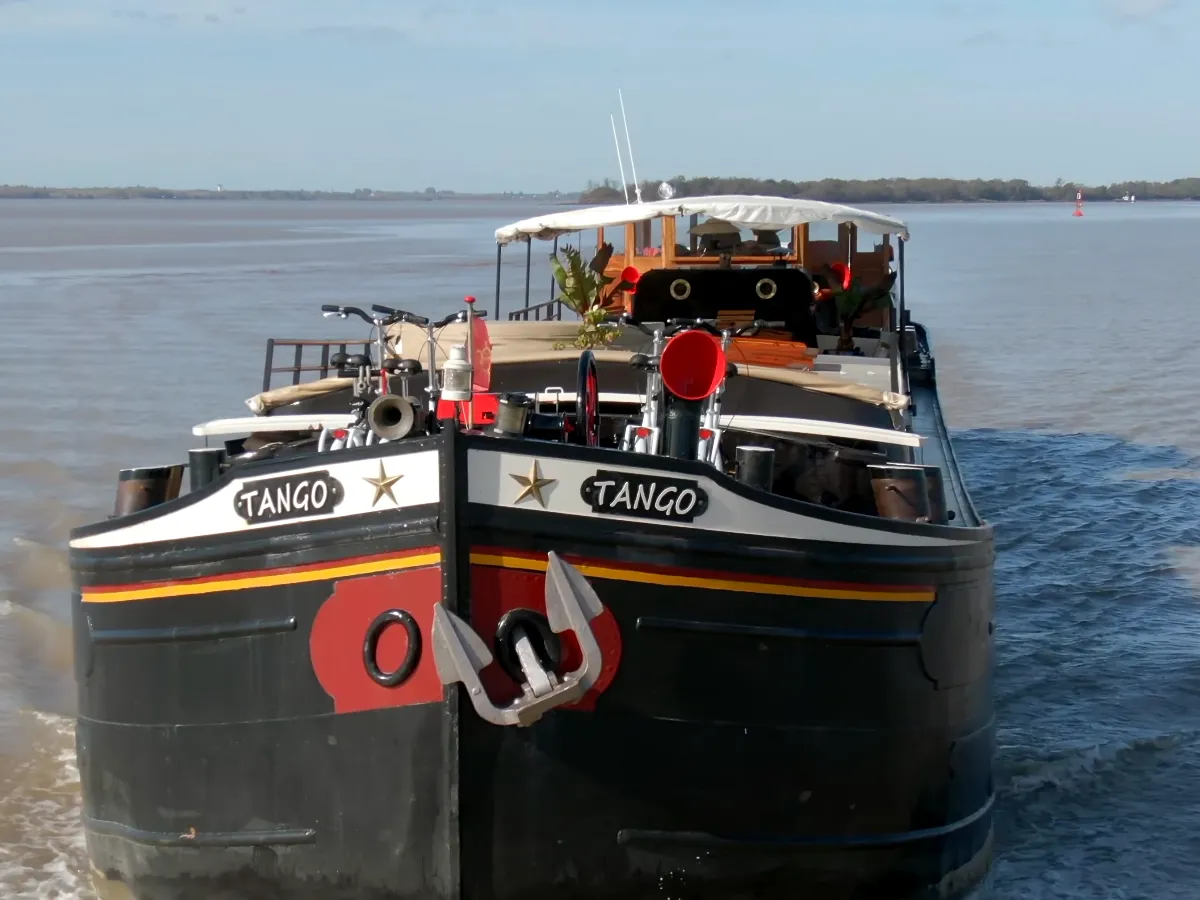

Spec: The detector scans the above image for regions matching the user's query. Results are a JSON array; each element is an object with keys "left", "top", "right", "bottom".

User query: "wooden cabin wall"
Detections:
[{"left": 596, "top": 216, "right": 895, "bottom": 324}]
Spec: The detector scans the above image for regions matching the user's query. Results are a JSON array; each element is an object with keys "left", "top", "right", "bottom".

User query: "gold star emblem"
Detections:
[
  {"left": 363, "top": 460, "right": 403, "bottom": 507},
  {"left": 509, "top": 460, "right": 556, "bottom": 508}
]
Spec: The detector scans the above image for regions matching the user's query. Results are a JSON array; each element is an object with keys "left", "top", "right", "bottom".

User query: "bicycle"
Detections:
[
  {"left": 370, "top": 304, "right": 483, "bottom": 432},
  {"left": 618, "top": 316, "right": 782, "bottom": 466}
]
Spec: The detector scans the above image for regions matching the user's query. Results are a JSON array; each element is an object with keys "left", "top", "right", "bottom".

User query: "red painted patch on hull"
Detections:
[
  {"left": 469, "top": 565, "right": 622, "bottom": 711},
  {"left": 310, "top": 564, "right": 444, "bottom": 713}
]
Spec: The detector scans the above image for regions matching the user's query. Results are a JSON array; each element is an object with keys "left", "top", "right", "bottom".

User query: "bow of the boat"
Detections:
[
  {"left": 69, "top": 428, "right": 995, "bottom": 900},
  {"left": 445, "top": 434, "right": 996, "bottom": 899}
]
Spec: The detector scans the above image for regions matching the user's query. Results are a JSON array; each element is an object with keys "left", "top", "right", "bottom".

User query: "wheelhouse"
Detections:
[{"left": 492, "top": 194, "right": 913, "bottom": 410}]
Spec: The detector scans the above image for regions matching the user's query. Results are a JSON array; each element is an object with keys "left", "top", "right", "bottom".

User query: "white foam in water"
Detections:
[{"left": 0, "top": 711, "right": 92, "bottom": 900}]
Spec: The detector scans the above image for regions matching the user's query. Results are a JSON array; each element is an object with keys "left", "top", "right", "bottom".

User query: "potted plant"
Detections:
[
  {"left": 817, "top": 263, "right": 897, "bottom": 354},
  {"left": 550, "top": 242, "right": 638, "bottom": 350}
]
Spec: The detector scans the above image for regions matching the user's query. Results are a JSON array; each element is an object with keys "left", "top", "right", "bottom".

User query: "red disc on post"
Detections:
[
  {"left": 659, "top": 330, "right": 727, "bottom": 401},
  {"left": 471, "top": 313, "right": 492, "bottom": 391}
]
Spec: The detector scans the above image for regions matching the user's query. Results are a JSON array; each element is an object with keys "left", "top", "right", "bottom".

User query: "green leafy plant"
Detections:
[
  {"left": 827, "top": 270, "right": 897, "bottom": 353},
  {"left": 550, "top": 242, "right": 636, "bottom": 350}
]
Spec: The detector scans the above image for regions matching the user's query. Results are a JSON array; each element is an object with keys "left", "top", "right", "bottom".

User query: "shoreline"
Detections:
[
  {"left": 2, "top": 180, "right": 1196, "bottom": 204},
  {"left": 0, "top": 193, "right": 1186, "bottom": 205},
  {"left": 0, "top": 188, "right": 564, "bottom": 202}
]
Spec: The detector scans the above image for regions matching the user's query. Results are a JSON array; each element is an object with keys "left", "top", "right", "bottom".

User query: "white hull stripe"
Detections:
[
  {"left": 467, "top": 449, "right": 969, "bottom": 548},
  {"left": 70, "top": 447, "right": 969, "bottom": 552},
  {"left": 70, "top": 452, "right": 440, "bottom": 550}
]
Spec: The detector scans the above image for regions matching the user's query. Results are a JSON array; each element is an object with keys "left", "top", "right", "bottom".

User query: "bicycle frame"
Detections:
[
  {"left": 619, "top": 324, "right": 665, "bottom": 456},
  {"left": 619, "top": 318, "right": 772, "bottom": 469},
  {"left": 695, "top": 326, "right": 733, "bottom": 469}
]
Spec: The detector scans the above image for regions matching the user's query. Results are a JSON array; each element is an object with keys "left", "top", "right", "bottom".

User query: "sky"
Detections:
[{"left": 0, "top": 0, "right": 1196, "bottom": 192}]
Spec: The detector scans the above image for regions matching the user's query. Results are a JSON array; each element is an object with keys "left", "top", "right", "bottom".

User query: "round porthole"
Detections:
[
  {"left": 362, "top": 609, "right": 422, "bottom": 688},
  {"left": 669, "top": 278, "right": 692, "bottom": 300},
  {"left": 755, "top": 278, "right": 778, "bottom": 300}
]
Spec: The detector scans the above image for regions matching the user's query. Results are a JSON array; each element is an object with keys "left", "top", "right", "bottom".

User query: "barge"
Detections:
[{"left": 70, "top": 195, "right": 995, "bottom": 899}]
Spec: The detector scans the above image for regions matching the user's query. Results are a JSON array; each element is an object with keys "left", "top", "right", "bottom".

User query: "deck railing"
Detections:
[
  {"left": 507, "top": 299, "right": 563, "bottom": 322},
  {"left": 260, "top": 338, "right": 373, "bottom": 393}
]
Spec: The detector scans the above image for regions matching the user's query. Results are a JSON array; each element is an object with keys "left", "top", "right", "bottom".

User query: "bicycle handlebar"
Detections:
[
  {"left": 667, "top": 318, "right": 723, "bottom": 337},
  {"left": 320, "top": 304, "right": 376, "bottom": 326},
  {"left": 370, "top": 304, "right": 430, "bottom": 327},
  {"left": 368, "top": 305, "right": 487, "bottom": 330},
  {"left": 731, "top": 319, "right": 786, "bottom": 336},
  {"left": 621, "top": 315, "right": 783, "bottom": 339},
  {"left": 618, "top": 315, "right": 655, "bottom": 337}
]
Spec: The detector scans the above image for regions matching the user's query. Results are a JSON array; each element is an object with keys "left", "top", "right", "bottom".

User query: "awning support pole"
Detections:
[
  {"left": 494, "top": 244, "right": 502, "bottom": 320},
  {"left": 551, "top": 237, "right": 559, "bottom": 318},
  {"left": 524, "top": 238, "right": 532, "bottom": 309}
]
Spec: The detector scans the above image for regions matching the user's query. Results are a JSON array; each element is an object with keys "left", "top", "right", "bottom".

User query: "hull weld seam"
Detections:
[
  {"left": 636, "top": 616, "right": 922, "bottom": 645},
  {"left": 90, "top": 616, "right": 299, "bottom": 645},
  {"left": 83, "top": 816, "right": 317, "bottom": 848},
  {"left": 617, "top": 792, "right": 995, "bottom": 851}
]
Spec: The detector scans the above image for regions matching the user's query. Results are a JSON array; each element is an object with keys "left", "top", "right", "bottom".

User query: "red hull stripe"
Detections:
[
  {"left": 79, "top": 545, "right": 935, "bottom": 605},
  {"left": 469, "top": 547, "right": 935, "bottom": 603}
]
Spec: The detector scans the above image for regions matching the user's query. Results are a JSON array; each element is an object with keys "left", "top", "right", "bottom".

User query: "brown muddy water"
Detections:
[{"left": 1, "top": 198, "right": 1199, "bottom": 898}]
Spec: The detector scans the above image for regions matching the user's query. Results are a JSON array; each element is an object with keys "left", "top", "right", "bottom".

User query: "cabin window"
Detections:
[
  {"left": 691, "top": 216, "right": 742, "bottom": 255},
  {"left": 644, "top": 218, "right": 664, "bottom": 256},
  {"left": 670, "top": 216, "right": 695, "bottom": 256},
  {"left": 597, "top": 226, "right": 625, "bottom": 255},
  {"left": 808, "top": 221, "right": 838, "bottom": 243}
]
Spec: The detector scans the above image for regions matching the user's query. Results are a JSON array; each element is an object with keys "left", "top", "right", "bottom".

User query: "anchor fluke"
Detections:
[
  {"left": 431, "top": 605, "right": 494, "bottom": 686},
  {"left": 431, "top": 552, "right": 605, "bottom": 727},
  {"left": 544, "top": 551, "right": 604, "bottom": 694}
]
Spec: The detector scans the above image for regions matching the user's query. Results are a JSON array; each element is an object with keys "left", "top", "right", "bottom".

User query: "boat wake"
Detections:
[
  {"left": 1002, "top": 730, "right": 1197, "bottom": 797},
  {"left": 0, "top": 708, "right": 90, "bottom": 900},
  {"left": 956, "top": 428, "right": 1200, "bottom": 900},
  {"left": 0, "top": 427, "right": 1197, "bottom": 898},
  {"left": 0, "top": 461, "right": 96, "bottom": 899}
]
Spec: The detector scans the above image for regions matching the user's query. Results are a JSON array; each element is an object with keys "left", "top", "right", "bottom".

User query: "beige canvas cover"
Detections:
[{"left": 244, "top": 321, "right": 908, "bottom": 414}]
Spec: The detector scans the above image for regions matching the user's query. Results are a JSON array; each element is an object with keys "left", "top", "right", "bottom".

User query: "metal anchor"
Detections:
[{"left": 431, "top": 551, "right": 605, "bottom": 727}]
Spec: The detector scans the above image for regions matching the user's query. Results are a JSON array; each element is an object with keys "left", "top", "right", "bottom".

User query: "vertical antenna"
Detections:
[
  {"left": 610, "top": 114, "right": 630, "bottom": 205},
  {"left": 618, "top": 88, "right": 642, "bottom": 204}
]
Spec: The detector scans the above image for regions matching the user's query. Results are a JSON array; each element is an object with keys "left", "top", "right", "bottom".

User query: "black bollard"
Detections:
[
  {"left": 662, "top": 398, "right": 703, "bottom": 460},
  {"left": 735, "top": 446, "right": 775, "bottom": 492},
  {"left": 494, "top": 393, "right": 533, "bottom": 438},
  {"left": 188, "top": 448, "right": 227, "bottom": 493}
]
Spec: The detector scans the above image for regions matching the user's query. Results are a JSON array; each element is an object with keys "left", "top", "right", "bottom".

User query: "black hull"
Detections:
[{"left": 71, "top": 422, "right": 995, "bottom": 899}]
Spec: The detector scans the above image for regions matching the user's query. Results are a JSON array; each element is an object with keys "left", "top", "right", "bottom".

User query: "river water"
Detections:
[{"left": 1, "top": 198, "right": 1198, "bottom": 898}]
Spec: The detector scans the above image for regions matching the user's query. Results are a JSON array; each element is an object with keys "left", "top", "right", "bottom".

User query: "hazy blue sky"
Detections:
[{"left": 0, "top": 0, "right": 1195, "bottom": 192}]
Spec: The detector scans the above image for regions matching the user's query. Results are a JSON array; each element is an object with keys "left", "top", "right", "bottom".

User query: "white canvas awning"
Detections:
[{"left": 494, "top": 195, "right": 910, "bottom": 245}]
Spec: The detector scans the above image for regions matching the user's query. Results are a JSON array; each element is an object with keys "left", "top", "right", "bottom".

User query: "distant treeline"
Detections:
[
  {"left": 8, "top": 178, "right": 1199, "bottom": 204},
  {"left": 0, "top": 185, "right": 568, "bottom": 201},
  {"left": 579, "top": 176, "right": 1200, "bottom": 204}
]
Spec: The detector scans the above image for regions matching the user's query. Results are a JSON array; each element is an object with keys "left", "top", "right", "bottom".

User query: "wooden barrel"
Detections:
[
  {"left": 868, "top": 464, "right": 931, "bottom": 523},
  {"left": 914, "top": 464, "right": 949, "bottom": 525},
  {"left": 113, "top": 464, "right": 185, "bottom": 518}
]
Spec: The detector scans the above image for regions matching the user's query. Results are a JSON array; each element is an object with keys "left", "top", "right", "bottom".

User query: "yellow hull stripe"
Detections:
[
  {"left": 81, "top": 550, "right": 934, "bottom": 605},
  {"left": 81, "top": 552, "right": 443, "bottom": 603},
  {"left": 468, "top": 553, "right": 935, "bottom": 603}
]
